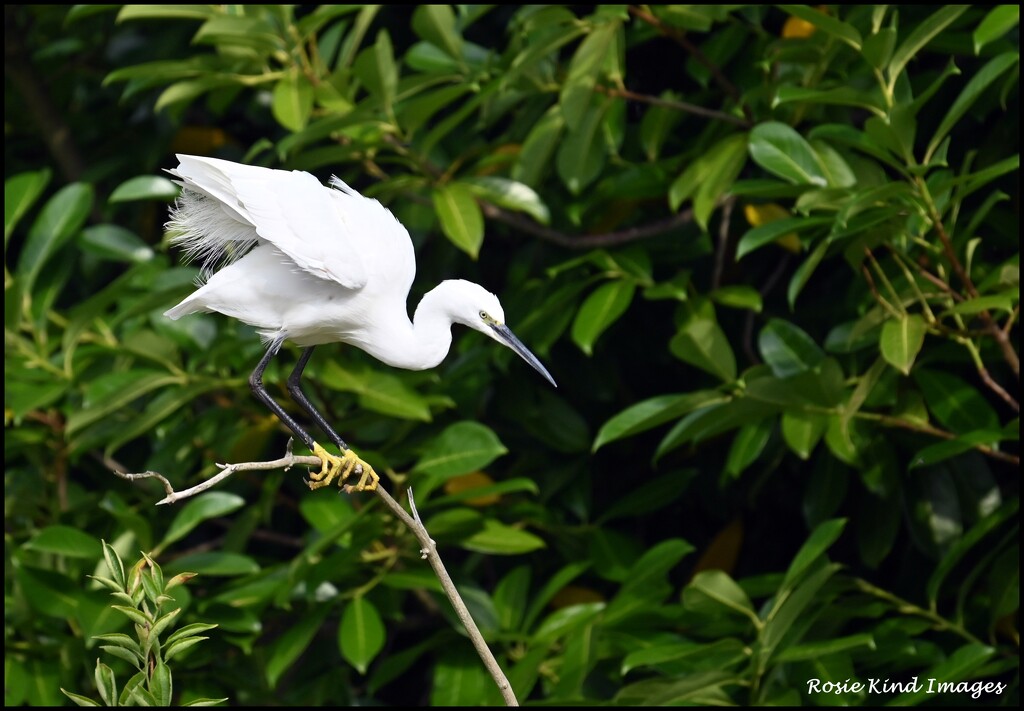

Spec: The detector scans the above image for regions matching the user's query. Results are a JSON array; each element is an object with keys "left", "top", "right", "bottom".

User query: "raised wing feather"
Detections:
[{"left": 171, "top": 155, "right": 367, "bottom": 290}]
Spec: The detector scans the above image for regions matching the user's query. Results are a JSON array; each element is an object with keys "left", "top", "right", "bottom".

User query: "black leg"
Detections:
[
  {"left": 287, "top": 346, "right": 349, "bottom": 451},
  {"left": 249, "top": 339, "right": 315, "bottom": 450}
]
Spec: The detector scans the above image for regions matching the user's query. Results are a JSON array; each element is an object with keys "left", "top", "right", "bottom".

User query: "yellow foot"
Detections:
[{"left": 307, "top": 442, "right": 379, "bottom": 493}]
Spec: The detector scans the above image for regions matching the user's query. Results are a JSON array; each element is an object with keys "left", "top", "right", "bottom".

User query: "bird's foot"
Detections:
[{"left": 307, "top": 442, "right": 379, "bottom": 492}]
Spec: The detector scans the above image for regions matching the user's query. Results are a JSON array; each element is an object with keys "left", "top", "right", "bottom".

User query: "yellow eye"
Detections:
[{"left": 479, "top": 310, "right": 489, "bottom": 320}]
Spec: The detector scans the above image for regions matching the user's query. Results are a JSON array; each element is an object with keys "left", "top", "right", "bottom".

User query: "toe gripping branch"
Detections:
[{"left": 307, "top": 442, "right": 380, "bottom": 493}]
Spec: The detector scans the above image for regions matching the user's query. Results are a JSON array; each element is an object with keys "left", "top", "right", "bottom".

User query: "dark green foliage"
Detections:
[{"left": 5, "top": 4, "right": 1019, "bottom": 706}]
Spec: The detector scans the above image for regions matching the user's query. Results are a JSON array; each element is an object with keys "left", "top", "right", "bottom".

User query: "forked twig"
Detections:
[{"left": 109, "top": 443, "right": 519, "bottom": 706}]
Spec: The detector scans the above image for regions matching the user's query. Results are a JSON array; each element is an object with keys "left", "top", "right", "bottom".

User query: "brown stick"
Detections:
[
  {"left": 595, "top": 84, "right": 751, "bottom": 127},
  {"left": 481, "top": 202, "right": 694, "bottom": 249}
]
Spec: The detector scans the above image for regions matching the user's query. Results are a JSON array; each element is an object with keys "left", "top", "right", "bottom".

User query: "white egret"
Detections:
[{"left": 163, "top": 154, "right": 556, "bottom": 493}]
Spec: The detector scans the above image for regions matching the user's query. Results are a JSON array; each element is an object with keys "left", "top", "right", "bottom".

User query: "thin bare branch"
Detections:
[
  {"left": 626, "top": 5, "right": 753, "bottom": 121},
  {"left": 595, "top": 84, "right": 751, "bottom": 127},
  {"left": 481, "top": 202, "right": 694, "bottom": 249},
  {"left": 108, "top": 446, "right": 520, "bottom": 706}
]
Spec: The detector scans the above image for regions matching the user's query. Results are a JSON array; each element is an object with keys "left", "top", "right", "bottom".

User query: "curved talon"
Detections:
[{"left": 307, "top": 442, "right": 379, "bottom": 492}]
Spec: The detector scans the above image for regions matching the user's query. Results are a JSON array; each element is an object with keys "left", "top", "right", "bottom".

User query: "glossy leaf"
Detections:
[
  {"left": 670, "top": 303, "right": 737, "bottom": 382},
  {"left": 109, "top": 175, "right": 179, "bottom": 203},
  {"left": 339, "top": 597, "right": 386, "bottom": 675},
  {"left": 16, "top": 183, "right": 93, "bottom": 296},
  {"left": 272, "top": 73, "right": 314, "bottom": 132},
  {"left": 887, "top": 6, "right": 968, "bottom": 87},
  {"left": 928, "top": 52, "right": 1019, "bottom": 161},
  {"left": 414, "top": 421, "right": 508, "bottom": 479},
  {"left": 266, "top": 606, "right": 332, "bottom": 688},
  {"left": 161, "top": 492, "right": 246, "bottom": 549},
  {"left": 5, "top": 168, "right": 51, "bottom": 245},
  {"left": 25, "top": 526, "right": 102, "bottom": 559},
  {"left": 879, "top": 314, "right": 926, "bottom": 375},
  {"left": 758, "top": 319, "right": 825, "bottom": 377},
  {"left": 593, "top": 390, "right": 727, "bottom": 451},
  {"left": 571, "top": 280, "right": 635, "bottom": 355},
  {"left": 432, "top": 182, "right": 484, "bottom": 258},
  {"left": 974, "top": 6, "right": 1019, "bottom": 53},
  {"left": 749, "top": 122, "right": 827, "bottom": 186}
]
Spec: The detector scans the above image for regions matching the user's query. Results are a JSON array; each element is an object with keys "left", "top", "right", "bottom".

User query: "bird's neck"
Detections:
[{"left": 387, "top": 281, "right": 460, "bottom": 371}]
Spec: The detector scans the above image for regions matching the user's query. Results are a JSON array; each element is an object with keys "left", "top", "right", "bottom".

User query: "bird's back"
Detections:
[{"left": 165, "top": 155, "right": 418, "bottom": 342}]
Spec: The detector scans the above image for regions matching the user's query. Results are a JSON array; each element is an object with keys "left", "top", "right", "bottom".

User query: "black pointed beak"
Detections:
[{"left": 491, "top": 323, "right": 557, "bottom": 387}]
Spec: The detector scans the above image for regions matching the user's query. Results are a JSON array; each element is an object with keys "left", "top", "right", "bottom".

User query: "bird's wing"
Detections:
[{"left": 171, "top": 154, "right": 368, "bottom": 290}]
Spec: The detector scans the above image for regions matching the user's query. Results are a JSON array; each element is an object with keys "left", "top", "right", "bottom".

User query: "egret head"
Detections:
[{"left": 447, "top": 280, "right": 557, "bottom": 388}]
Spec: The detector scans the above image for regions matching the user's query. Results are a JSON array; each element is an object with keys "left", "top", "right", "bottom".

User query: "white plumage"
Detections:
[{"left": 163, "top": 154, "right": 555, "bottom": 382}]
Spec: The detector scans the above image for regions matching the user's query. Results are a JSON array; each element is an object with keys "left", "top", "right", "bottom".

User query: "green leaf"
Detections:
[
  {"left": 749, "top": 122, "right": 827, "bottom": 186},
  {"left": 94, "top": 661, "right": 117, "bottom": 707},
  {"left": 783, "top": 518, "right": 847, "bottom": 587},
  {"left": 670, "top": 302, "right": 737, "bottom": 382},
  {"left": 25, "top": 526, "right": 102, "bottom": 559},
  {"left": 593, "top": 390, "right": 728, "bottom": 451},
  {"left": 557, "top": 99, "right": 608, "bottom": 194},
  {"left": 61, "top": 689, "right": 101, "bottom": 707},
  {"left": 512, "top": 107, "right": 565, "bottom": 187},
  {"left": 926, "top": 499, "right": 1018, "bottom": 605},
  {"left": 411, "top": 5, "right": 463, "bottom": 60},
  {"left": 942, "top": 292, "right": 1018, "bottom": 316},
  {"left": 781, "top": 410, "right": 826, "bottom": 460},
  {"left": 431, "top": 647, "right": 494, "bottom": 706},
  {"left": 462, "top": 519, "right": 546, "bottom": 555},
  {"left": 725, "top": 418, "right": 773, "bottom": 478},
  {"left": 166, "top": 552, "right": 258, "bottom": 577},
  {"left": 693, "top": 133, "right": 748, "bottom": 229},
  {"left": 79, "top": 225, "right": 155, "bottom": 263},
  {"left": 879, "top": 314, "right": 927, "bottom": 375},
  {"left": 606, "top": 539, "right": 695, "bottom": 624},
  {"left": 736, "top": 216, "right": 833, "bottom": 260},
  {"left": 758, "top": 319, "right": 825, "bottom": 377},
  {"left": 928, "top": 52, "right": 1019, "bottom": 161},
  {"left": 493, "top": 566, "right": 530, "bottom": 632},
  {"left": 669, "top": 133, "right": 747, "bottom": 219},
  {"left": 109, "top": 175, "right": 179, "bottom": 203},
  {"left": 5, "top": 168, "right": 51, "bottom": 245},
  {"left": 571, "top": 280, "right": 635, "bottom": 355},
  {"left": 432, "top": 183, "right": 484, "bottom": 258},
  {"left": 353, "top": 30, "right": 397, "bottom": 113},
  {"left": 266, "top": 606, "right": 332, "bottom": 688},
  {"left": 161, "top": 492, "right": 246, "bottom": 550},
  {"left": 913, "top": 369, "right": 1000, "bottom": 434},
  {"left": 773, "top": 86, "right": 885, "bottom": 116},
  {"left": 16, "top": 182, "right": 93, "bottom": 296},
  {"left": 320, "top": 361, "right": 432, "bottom": 421},
  {"left": 656, "top": 399, "right": 777, "bottom": 460},
  {"left": 616, "top": 671, "right": 740, "bottom": 705},
  {"left": 887, "top": 6, "right": 968, "bottom": 88},
  {"left": 773, "top": 633, "right": 875, "bottom": 663},
  {"left": 788, "top": 238, "right": 829, "bottom": 308},
  {"left": 682, "top": 570, "right": 758, "bottom": 624},
  {"left": 461, "top": 176, "right": 550, "bottom": 225},
  {"left": 560, "top": 22, "right": 617, "bottom": 130},
  {"left": 779, "top": 5, "right": 862, "bottom": 49},
  {"left": 597, "top": 470, "right": 694, "bottom": 523},
  {"left": 117, "top": 5, "right": 215, "bottom": 22},
  {"left": 414, "top": 421, "right": 508, "bottom": 479},
  {"left": 710, "top": 285, "right": 762, "bottom": 312},
  {"left": 272, "top": 73, "right": 315, "bottom": 132},
  {"left": 339, "top": 597, "right": 386, "bottom": 675},
  {"left": 65, "top": 371, "right": 184, "bottom": 437},
  {"left": 759, "top": 563, "right": 838, "bottom": 661},
  {"left": 890, "top": 644, "right": 995, "bottom": 705},
  {"left": 910, "top": 429, "right": 1003, "bottom": 469},
  {"left": 974, "top": 6, "right": 1019, "bottom": 54},
  {"left": 104, "top": 381, "right": 222, "bottom": 456}
]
